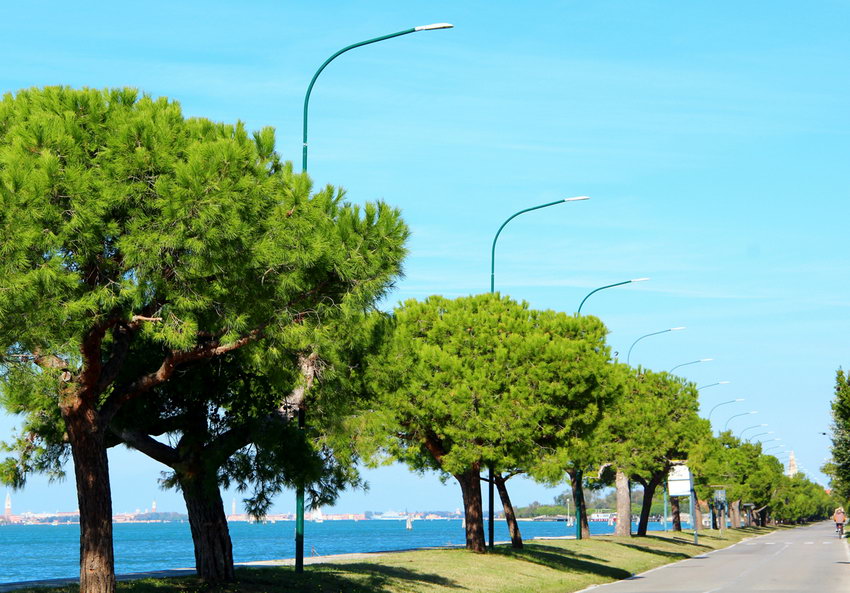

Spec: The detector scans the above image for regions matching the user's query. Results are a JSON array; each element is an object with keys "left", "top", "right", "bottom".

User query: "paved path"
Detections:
[{"left": 580, "top": 522, "right": 850, "bottom": 593}]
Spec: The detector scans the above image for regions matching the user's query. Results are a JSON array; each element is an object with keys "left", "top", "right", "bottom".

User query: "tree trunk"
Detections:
[
  {"left": 636, "top": 473, "right": 662, "bottom": 536},
  {"left": 614, "top": 469, "right": 631, "bottom": 537},
  {"left": 568, "top": 469, "right": 590, "bottom": 539},
  {"left": 494, "top": 474, "right": 522, "bottom": 549},
  {"left": 670, "top": 496, "right": 682, "bottom": 531},
  {"left": 694, "top": 499, "right": 703, "bottom": 530},
  {"left": 66, "top": 408, "right": 116, "bottom": 593},
  {"left": 178, "top": 470, "right": 235, "bottom": 582},
  {"left": 708, "top": 502, "right": 717, "bottom": 529},
  {"left": 455, "top": 467, "right": 486, "bottom": 552},
  {"left": 730, "top": 500, "right": 741, "bottom": 528}
]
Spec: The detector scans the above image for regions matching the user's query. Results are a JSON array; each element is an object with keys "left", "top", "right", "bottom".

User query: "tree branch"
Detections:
[
  {"left": 100, "top": 327, "right": 265, "bottom": 424},
  {"left": 111, "top": 427, "right": 180, "bottom": 466}
]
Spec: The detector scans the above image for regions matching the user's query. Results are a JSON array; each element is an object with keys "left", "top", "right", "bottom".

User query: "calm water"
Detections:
[{"left": 0, "top": 519, "right": 690, "bottom": 584}]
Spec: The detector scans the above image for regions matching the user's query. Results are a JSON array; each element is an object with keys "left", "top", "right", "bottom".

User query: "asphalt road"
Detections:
[{"left": 580, "top": 522, "right": 850, "bottom": 593}]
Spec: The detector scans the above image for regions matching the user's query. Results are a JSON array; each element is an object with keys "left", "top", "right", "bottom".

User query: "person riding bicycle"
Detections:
[{"left": 834, "top": 507, "right": 846, "bottom": 536}]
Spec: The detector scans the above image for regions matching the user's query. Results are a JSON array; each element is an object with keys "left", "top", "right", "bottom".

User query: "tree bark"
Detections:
[
  {"left": 494, "top": 473, "right": 522, "bottom": 549},
  {"left": 178, "top": 470, "right": 235, "bottom": 583},
  {"left": 455, "top": 467, "right": 486, "bottom": 552},
  {"left": 614, "top": 469, "right": 631, "bottom": 537},
  {"left": 65, "top": 408, "right": 116, "bottom": 593},
  {"left": 670, "top": 496, "right": 682, "bottom": 531},
  {"left": 636, "top": 473, "right": 663, "bottom": 536},
  {"left": 568, "top": 469, "right": 590, "bottom": 539},
  {"left": 694, "top": 499, "right": 704, "bottom": 530},
  {"left": 730, "top": 500, "right": 741, "bottom": 529}
]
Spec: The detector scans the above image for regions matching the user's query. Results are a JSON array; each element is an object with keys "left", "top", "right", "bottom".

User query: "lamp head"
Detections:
[
  {"left": 700, "top": 358, "right": 714, "bottom": 362},
  {"left": 670, "top": 326, "right": 686, "bottom": 331},
  {"left": 564, "top": 196, "right": 591, "bottom": 202},
  {"left": 631, "top": 277, "right": 650, "bottom": 283},
  {"left": 734, "top": 398, "right": 745, "bottom": 402},
  {"left": 415, "top": 23, "right": 454, "bottom": 31}
]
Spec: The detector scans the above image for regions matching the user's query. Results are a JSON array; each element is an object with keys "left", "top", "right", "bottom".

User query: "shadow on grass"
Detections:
[
  {"left": 235, "top": 564, "right": 462, "bottom": 593},
  {"left": 493, "top": 544, "right": 631, "bottom": 580},
  {"left": 608, "top": 541, "right": 690, "bottom": 560}
]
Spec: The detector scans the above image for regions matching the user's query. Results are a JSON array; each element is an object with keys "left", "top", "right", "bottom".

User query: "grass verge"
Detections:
[{"left": 10, "top": 527, "right": 775, "bottom": 593}]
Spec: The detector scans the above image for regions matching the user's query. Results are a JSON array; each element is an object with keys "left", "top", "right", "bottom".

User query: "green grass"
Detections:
[{"left": 10, "top": 527, "right": 774, "bottom": 593}]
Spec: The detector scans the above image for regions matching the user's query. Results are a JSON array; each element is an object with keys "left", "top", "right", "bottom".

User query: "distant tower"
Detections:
[
  {"left": 786, "top": 450, "right": 798, "bottom": 477},
  {"left": 151, "top": 500, "right": 157, "bottom": 513},
  {"left": 4, "top": 492, "right": 10, "bottom": 517},
  {"left": 231, "top": 499, "right": 236, "bottom": 516}
]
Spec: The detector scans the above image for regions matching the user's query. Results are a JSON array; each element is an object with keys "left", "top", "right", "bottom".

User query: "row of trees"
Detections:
[{"left": 0, "top": 87, "right": 835, "bottom": 593}]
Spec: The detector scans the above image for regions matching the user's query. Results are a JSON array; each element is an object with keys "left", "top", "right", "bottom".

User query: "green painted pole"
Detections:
[
  {"left": 297, "top": 22, "right": 452, "bottom": 572},
  {"left": 488, "top": 196, "right": 589, "bottom": 549},
  {"left": 626, "top": 327, "right": 685, "bottom": 366},
  {"left": 576, "top": 277, "right": 648, "bottom": 315}
]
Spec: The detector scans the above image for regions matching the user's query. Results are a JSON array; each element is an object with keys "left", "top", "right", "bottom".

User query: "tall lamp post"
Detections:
[
  {"left": 302, "top": 23, "right": 453, "bottom": 172},
  {"left": 738, "top": 424, "right": 768, "bottom": 440},
  {"left": 576, "top": 278, "right": 649, "bottom": 314},
  {"left": 698, "top": 381, "right": 730, "bottom": 391},
  {"left": 626, "top": 327, "right": 686, "bottom": 366},
  {"left": 706, "top": 398, "right": 743, "bottom": 423},
  {"left": 489, "top": 196, "right": 590, "bottom": 548},
  {"left": 723, "top": 410, "right": 757, "bottom": 432},
  {"left": 748, "top": 431, "right": 774, "bottom": 441},
  {"left": 670, "top": 358, "right": 713, "bottom": 373},
  {"left": 297, "top": 23, "right": 453, "bottom": 572}
]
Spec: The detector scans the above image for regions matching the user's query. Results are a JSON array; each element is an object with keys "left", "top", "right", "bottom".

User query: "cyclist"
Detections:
[{"left": 833, "top": 507, "right": 846, "bottom": 537}]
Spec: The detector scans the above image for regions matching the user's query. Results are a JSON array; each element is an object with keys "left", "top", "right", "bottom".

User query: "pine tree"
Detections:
[
  {"left": 0, "top": 87, "right": 408, "bottom": 593},
  {"left": 360, "top": 293, "right": 615, "bottom": 552}
]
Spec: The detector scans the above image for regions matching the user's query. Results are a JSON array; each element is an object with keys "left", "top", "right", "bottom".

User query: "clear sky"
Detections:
[{"left": 1, "top": 1, "right": 849, "bottom": 517}]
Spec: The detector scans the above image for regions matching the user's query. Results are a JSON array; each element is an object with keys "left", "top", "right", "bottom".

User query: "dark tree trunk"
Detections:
[
  {"left": 455, "top": 467, "right": 486, "bottom": 552},
  {"left": 568, "top": 469, "right": 590, "bottom": 539},
  {"left": 709, "top": 502, "right": 717, "bottom": 529},
  {"left": 636, "top": 473, "right": 663, "bottom": 536},
  {"left": 177, "top": 468, "right": 234, "bottom": 582},
  {"left": 671, "top": 496, "right": 682, "bottom": 531},
  {"left": 494, "top": 473, "right": 522, "bottom": 549},
  {"left": 694, "top": 499, "right": 704, "bottom": 530},
  {"left": 66, "top": 408, "right": 116, "bottom": 593},
  {"left": 614, "top": 469, "right": 631, "bottom": 537}
]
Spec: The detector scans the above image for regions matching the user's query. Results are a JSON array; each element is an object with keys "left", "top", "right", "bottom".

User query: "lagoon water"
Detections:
[{"left": 0, "top": 519, "right": 689, "bottom": 584}]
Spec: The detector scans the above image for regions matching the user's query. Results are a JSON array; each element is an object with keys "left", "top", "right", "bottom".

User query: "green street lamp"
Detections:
[
  {"left": 706, "top": 398, "right": 744, "bottom": 423},
  {"left": 670, "top": 358, "right": 713, "bottom": 373},
  {"left": 302, "top": 23, "right": 453, "bottom": 172},
  {"left": 489, "top": 196, "right": 590, "bottom": 547},
  {"left": 698, "top": 381, "right": 730, "bottom": 390},
  {"left": 748, "top": 431, "right": 774, "bottom": 441},
  {"left": 626, "top": 327, "right": 686, "bottom": 366},
  {"left": 723, "top": 410, "right": 757, "bottom": 432},
  {"left": 297, "top": 23, "right": 452, "bottom": 572},
  {"left": 576, "top": 278, "right": 649, "bottom": 314},
  {"left": 738, "top": 424, "right": 768, "bottom": 439}
]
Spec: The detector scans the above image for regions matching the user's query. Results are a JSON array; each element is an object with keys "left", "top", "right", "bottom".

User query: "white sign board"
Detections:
[{"left": 667, "top": 464, "right": 693, "bottom": 496}]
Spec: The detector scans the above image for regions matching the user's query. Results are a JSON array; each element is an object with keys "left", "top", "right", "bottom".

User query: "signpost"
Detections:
[{"left": 668, "top": 462, "right": 698, "bottom": 544}]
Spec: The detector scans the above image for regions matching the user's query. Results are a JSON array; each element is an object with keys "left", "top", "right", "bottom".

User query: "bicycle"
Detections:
[{"left": 836, "top": 522, "right": 844, "bottom": 538}]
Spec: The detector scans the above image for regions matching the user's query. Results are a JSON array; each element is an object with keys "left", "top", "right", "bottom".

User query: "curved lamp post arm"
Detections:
[
  {"left": 490, "top": 197, "right": 589, "bottom": 293},
  {"left": 698, "top": 381, "right": 730, "bottom": 390},
  {"left": 724, "top": 411, "right": 757, "bottom": 431},
  {"left": 626, "top": 327, "right": 685, "bottom": 366},
  {"left": 577, "top": 277, "right": 649, "bottom": 315},
  {"left": 670, "top": 358, "right": 713, "bottom": 373},
  {"left": 302, "top": 24, "right": 453, "bottom": 172},
  {"left": 707, "top": 398, "right": 743, "bottom": 423},
  {"left": 748, "top": 431, "right": 773, "bottom": 441},
  {"left": 738, "top": 424, "right": 768, "bottom": 439}
]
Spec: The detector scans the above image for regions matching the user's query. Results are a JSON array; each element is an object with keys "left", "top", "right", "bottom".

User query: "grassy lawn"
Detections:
[{"left": 11, "top": 527, "right": 775, "bottom": 593}]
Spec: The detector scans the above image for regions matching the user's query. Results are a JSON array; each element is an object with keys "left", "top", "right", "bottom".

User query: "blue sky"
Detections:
[{"left": 1, "top": 1, "right": 849, "bottom": 517}]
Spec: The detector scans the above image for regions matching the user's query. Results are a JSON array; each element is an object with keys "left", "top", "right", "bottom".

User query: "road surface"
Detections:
[{"left": 581, "top": 521, "right": 849, "bottom": 592}]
